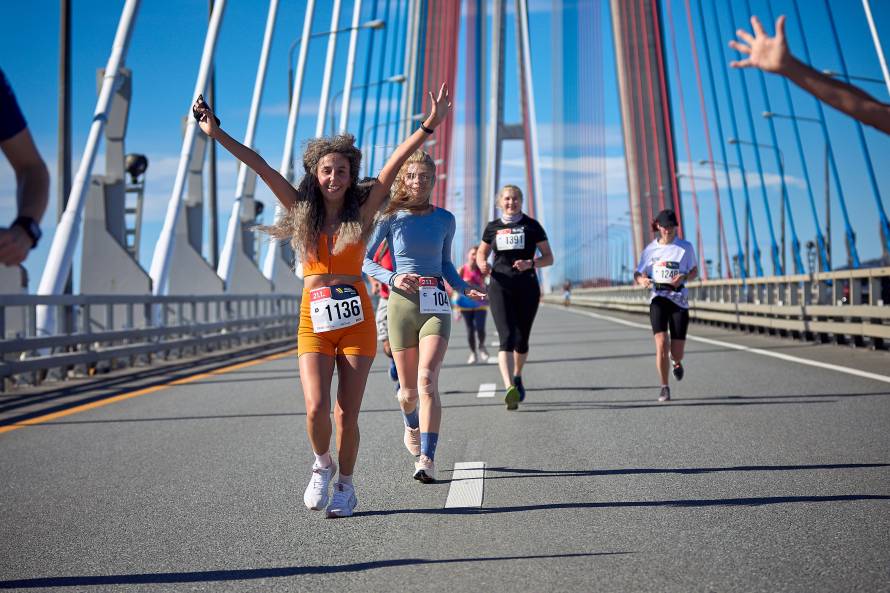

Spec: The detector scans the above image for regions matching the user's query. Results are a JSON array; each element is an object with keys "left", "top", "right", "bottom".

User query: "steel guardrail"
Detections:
[
  {"left": 1, "top": 293, "right": 300, "bottom": 389},
  {"left": 549, "top": 266, "right": 890, "bottom": 347}
]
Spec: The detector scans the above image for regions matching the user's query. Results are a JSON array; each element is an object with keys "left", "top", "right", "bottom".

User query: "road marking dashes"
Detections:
[
  {"left": 444, "top": 461, "right": 485, "bottom": 508},
  {"left": 477, "top": 383, "right": 497, "bottom": 398}
]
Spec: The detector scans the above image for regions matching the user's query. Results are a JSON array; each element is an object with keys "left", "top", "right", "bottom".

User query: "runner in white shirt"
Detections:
[{"left": 633, "top": 209, "right": 698, "bottom": 402}]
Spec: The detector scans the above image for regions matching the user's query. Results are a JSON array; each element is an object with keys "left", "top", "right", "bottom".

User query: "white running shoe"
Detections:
[
  {"left": 404, "top": 426, "right": 421, "bottom": 456},
  {"left": 467, "top": 352, "right": 478, "bottom": 364},
  {"left": 303, "top": 462, "right": 337, "bottom": 510},
  {"left": 413, "top": 455, "right": 436, "bottom": 483},
  {"left": 326, "top": 482, "right": 357, "bottom": 518},
  {"left": 478, "top": 347, "right": 490, "bottom": 363}
]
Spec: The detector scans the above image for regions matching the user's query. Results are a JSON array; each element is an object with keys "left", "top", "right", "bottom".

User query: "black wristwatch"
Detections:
[{"left": 11, "top": 216, "right": 41, "bottom": 249}]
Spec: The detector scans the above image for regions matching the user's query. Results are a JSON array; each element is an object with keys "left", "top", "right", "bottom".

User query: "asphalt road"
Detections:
[{"left": 1, "top": 304, "right": 888, "bottom": 592}]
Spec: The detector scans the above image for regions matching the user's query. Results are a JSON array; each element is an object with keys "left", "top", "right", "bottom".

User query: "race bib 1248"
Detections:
[{"left": 652, "top": 261, "right": 680, "bottom": 283}]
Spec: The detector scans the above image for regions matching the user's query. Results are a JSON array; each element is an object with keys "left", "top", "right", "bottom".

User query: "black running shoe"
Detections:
[
  {"left": 513, "top": 375, "right": 526, "bottom": 402},
  {"left": 672, "top": 362, "right": 684, "bottom": 381},
  {"left": 658, "top": 386, "right": 671, "bottom": 402}
]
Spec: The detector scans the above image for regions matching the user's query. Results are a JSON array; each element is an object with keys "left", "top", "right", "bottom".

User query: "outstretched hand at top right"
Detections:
[{"left": 729, "top": 15, "right": 792, "bottom": 74}]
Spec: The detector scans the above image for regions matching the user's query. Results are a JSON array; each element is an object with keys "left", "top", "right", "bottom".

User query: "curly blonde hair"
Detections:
[
  {"left": 381, "top": 150, "right": 437, "bottom": 218},
  {"left": 257, "top": 134, "right": 375, "bottom": 263}
]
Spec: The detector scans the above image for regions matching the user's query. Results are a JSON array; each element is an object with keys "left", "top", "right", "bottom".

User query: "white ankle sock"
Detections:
[
  {"left": 338, "top": 473, "right": 353, "bottom": 486},
  {"left": 314, "top": 451, "right": 333, "bottom": 468}
]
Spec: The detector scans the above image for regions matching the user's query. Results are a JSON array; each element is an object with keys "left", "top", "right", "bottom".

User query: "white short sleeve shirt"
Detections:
[{"left": 635, "top": 238, "right": 697, "bottom": 308}]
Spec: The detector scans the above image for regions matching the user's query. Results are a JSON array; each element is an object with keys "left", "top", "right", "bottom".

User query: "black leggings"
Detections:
[
  {"left": 649, "top": 296, "right": 690, "bottom": 340},
  {"left": 461, "top": 309, "right": 487, "bottom": 351},
  {"left": 488, "top": 276, "right": 540, "bottom": 353}
]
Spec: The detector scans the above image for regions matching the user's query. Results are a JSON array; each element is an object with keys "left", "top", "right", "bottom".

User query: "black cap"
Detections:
[{"left": 654, "top": 209, "right": 679, "bottom": 228}]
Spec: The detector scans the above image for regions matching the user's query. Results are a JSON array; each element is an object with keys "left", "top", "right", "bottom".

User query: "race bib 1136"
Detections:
[{"left": 309, "top": 285, "right": 364, "bottom": 333}]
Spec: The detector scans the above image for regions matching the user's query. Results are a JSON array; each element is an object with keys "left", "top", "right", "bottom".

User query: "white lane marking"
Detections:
[
  {"left": 559, "top": 305, "right": 890, "bottom": 385},
  {"left": 477, "top": 383, "right": 497, "bottom": 398},
  {"left": 445, "top": 461, "right": 485, "bottom": 508}
]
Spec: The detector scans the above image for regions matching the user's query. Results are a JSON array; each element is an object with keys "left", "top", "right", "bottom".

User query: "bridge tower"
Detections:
[
  {"left": 610, "top": 0, "right": 681, "bottom": 255},
  {"left": 482, "top": 0, "right": 549, "bottom": 290}
]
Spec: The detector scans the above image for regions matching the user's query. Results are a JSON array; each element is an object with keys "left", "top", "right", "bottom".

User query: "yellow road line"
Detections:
[{"left": 0, "top": 348, "right": 297, "bottom": 436}]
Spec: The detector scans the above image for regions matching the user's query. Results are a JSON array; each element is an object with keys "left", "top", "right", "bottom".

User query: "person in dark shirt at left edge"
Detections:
[{"left": 0, "top": 67, "right": 49, "bottom": 267}]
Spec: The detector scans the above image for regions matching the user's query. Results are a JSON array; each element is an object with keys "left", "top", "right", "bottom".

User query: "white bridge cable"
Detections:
[
  {"left": 217, "top": 0, "right": 279, "bottom": 287},
  {"left": 861, "top": 0, "right": 890, "bottom": 98},
  {"left": 263, "top": 0, "right": 317, "bottom": 281},
  {"left": 148, "top": 0, "right": 227, "bottom": 295},
  {"left": 338, "top": 0, "right": 363, "bottom": 134},
  {"left": 315, "top": 0, "right": 343, "bottom": 138},
  {"left": 36, "top": 0, "right": 141, "bottom": 337}
]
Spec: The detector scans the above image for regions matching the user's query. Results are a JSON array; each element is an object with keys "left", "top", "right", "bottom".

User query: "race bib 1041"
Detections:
[
  {"left": 418, "top": 277, "right": 451, "bottom": 314},
  {"left": 495, "top": 227, "right": 525, "bottom": 251},
  {"left": 309, "top": 285, "right": 364, "bottom": 333},
  {"left": 652, "top": 261, "right": 680, "bottom": 283}
]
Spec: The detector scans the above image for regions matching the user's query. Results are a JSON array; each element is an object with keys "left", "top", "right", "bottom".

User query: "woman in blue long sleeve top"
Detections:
[{"left": 364, "top": 150, "right": 485, "bottom": 483}]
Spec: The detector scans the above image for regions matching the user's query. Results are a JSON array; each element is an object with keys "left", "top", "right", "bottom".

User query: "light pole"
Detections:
[
  {"left": 763, "top": 111, "right": 831, "bottom": 271},
  {"left": 328, "top": 74, "right": 406, "bottom": 136},
  {"left": 727, "top": 139, "right": 784, "bottom": 174},
  {"left": 608, "top": 223, "right": 631, "bottom": 284},
  {"left": 729, "top": 137, "right": 788, "bottom": 273},
  {"left": 287, "top": 19, "right": 385, "bottom": 102},
  {"left": 362, "top": 112, "right": 426, "bottom": 175},
  {"left": 676, "top": 172, "right": 717, "bottom": 277},
  {"left": 699, "top": 159, "right": 748, "bottom": 274},
  {"left": 806, "top": 240, "right": 817, "bottom": 275}
]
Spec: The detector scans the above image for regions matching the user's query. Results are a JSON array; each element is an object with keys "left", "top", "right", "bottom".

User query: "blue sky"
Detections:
[{"left": 1, "top": 0, "right": 888, "bottom": 290}]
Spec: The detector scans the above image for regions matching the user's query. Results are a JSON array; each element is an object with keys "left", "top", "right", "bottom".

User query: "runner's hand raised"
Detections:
[
  {"left": 423, "top": 83, "right": 452, "bottom": 130},
  {"left": 192, "top": 94, "right": 221, "bottom": 137}
]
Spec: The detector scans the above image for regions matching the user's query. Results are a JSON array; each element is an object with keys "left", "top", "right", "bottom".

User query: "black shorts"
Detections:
[{"left": 649, "top": 296, "right": 690, "bottom": 340}]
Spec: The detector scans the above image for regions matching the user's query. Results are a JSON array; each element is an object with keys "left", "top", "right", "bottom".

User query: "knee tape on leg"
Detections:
[
  {"left": 418, "top": 368, "right": 439, "bottom": 400},
  {"left": 397, "top": 388, "right": 418, "bottom": 406}
]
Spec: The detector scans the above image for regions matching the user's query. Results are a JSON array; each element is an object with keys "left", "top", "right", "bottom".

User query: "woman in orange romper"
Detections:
[{"left": 193, "top": 84, "right": 451, "bottom": 518}]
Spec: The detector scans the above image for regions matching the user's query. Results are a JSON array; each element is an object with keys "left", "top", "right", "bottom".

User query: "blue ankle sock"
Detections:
[
  {"left": 403, "top": 408, "right": 419, "bottom": 429},
  {"left": 420, "top": 432, "right": 438, "bottom": 460}
]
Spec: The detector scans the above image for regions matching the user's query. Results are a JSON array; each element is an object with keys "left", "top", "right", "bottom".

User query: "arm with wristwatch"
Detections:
[
  {"left": 511, "top": 241, "right": 554, "bottom": 273},
  {"left": 1, "top": 68, "right": 48, "bottom": 266}
]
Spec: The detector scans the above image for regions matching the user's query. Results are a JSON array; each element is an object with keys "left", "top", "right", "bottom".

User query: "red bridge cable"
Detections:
[
  {"left": 439, "top": 0, "right": 455, "bottom": 209},
  {"left": 663, "top": 0, "right": 705, "bottom": 276},
  {"left": 649, "top": 0, "right": 683, "bottom": 230},
  {"left": 637, "top": 0, "right": 666, "bottom": 213},
  {"left": 627, "top": 0, "right": 653, "bottom": 235},
  {"left": 616, "top": 1, "right": 639, "bottom": 263},
  {"left": 444, "top": 2, "right": 461, "bottom": 207},
  {"left": 463, "top": 0, "right": 479, "bottom": 247}
]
